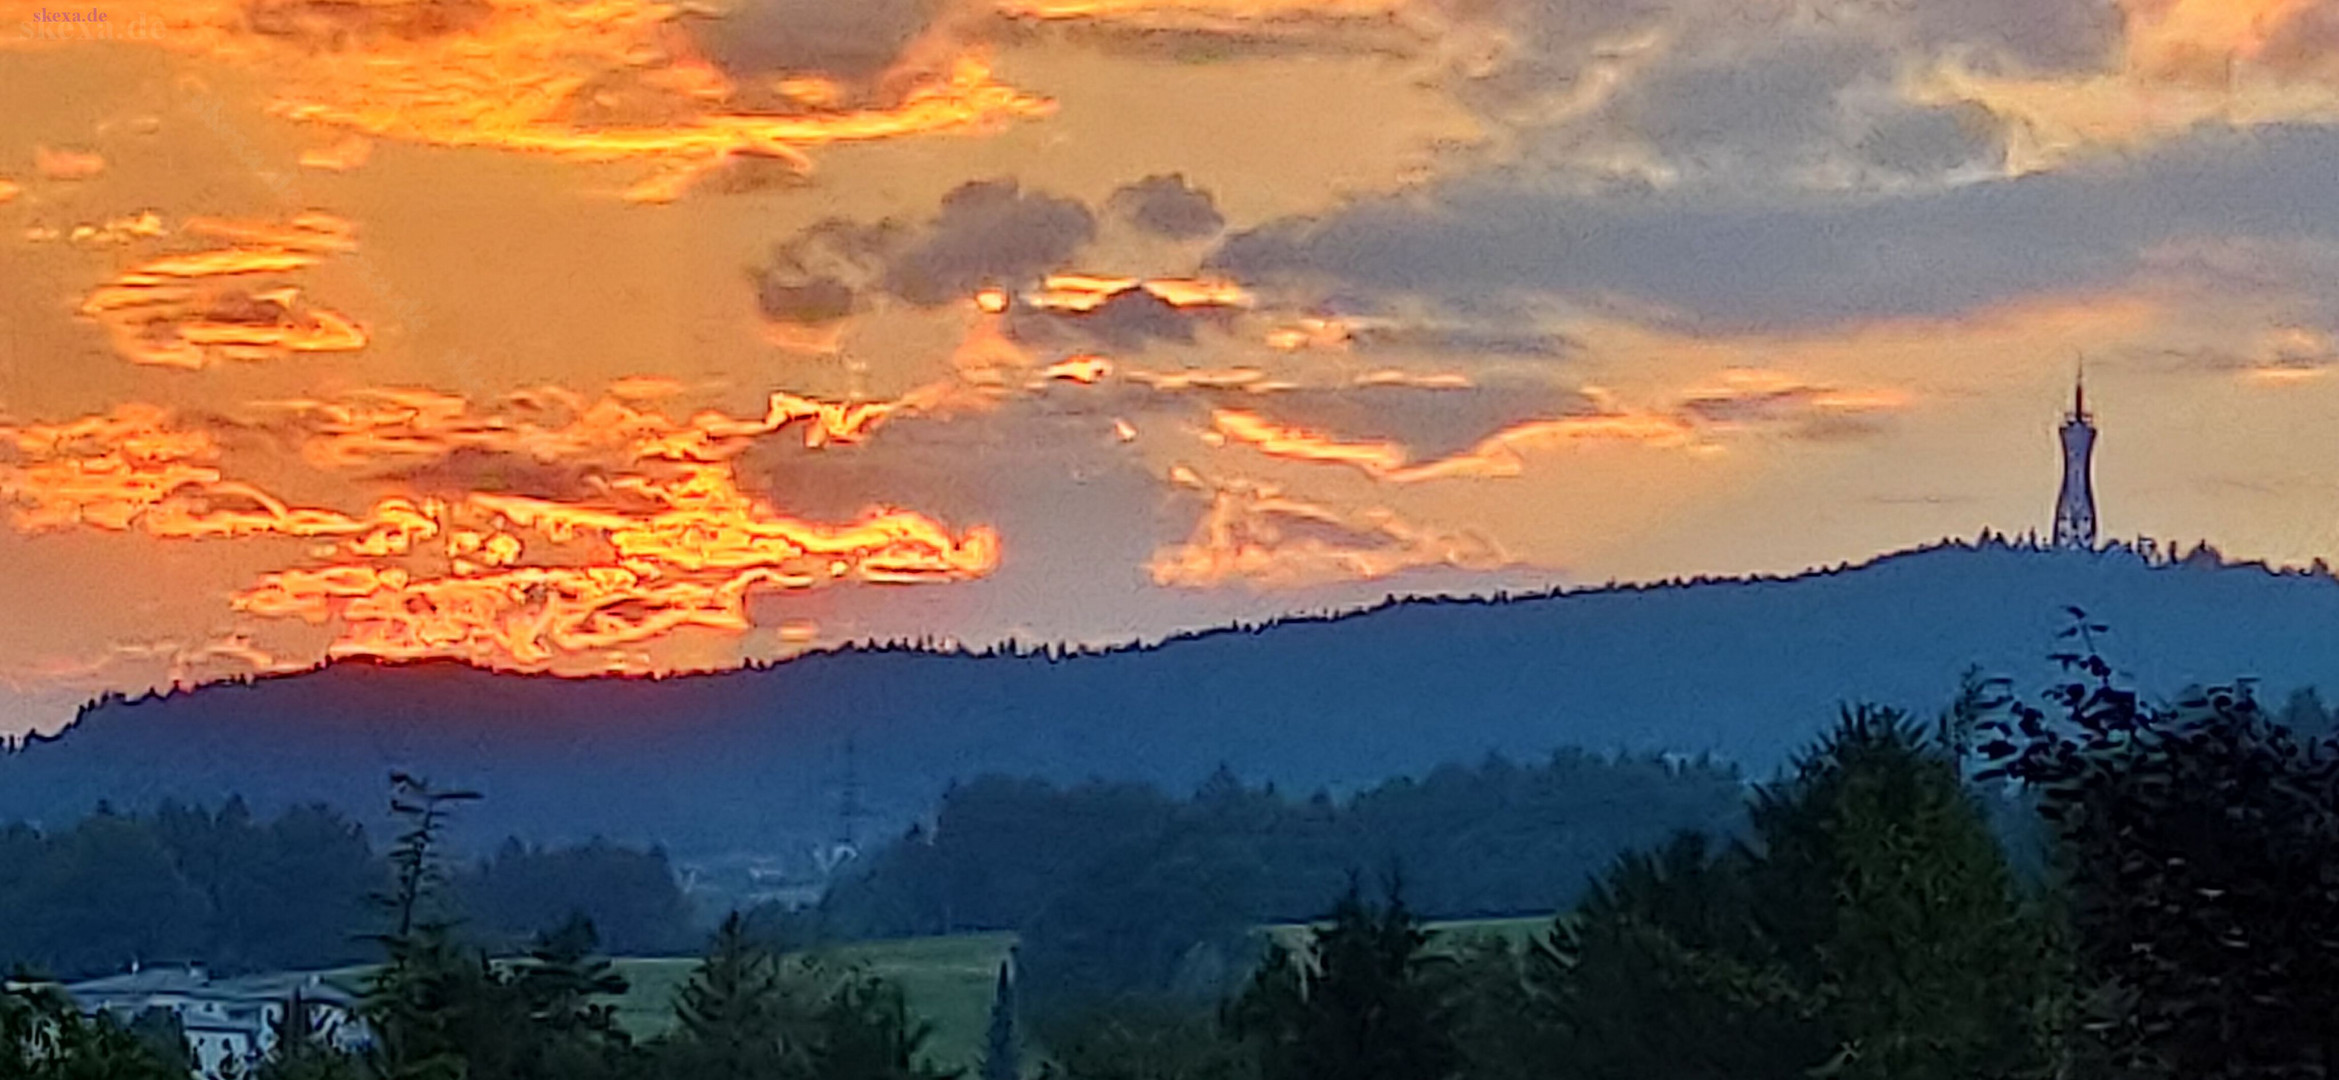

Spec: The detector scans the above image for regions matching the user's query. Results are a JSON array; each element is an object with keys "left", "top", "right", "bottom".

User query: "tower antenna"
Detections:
[{"left": 837, "top": 736, "right": 863, "bottom": 855}]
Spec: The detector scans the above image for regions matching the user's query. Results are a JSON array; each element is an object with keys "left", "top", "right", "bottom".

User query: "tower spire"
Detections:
[{"left": 2053, "top": 365, "right": 2099, "bottom": 551}]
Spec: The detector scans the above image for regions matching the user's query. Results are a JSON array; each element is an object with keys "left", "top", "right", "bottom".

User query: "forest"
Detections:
[
  {"left": 0, "top": 801, "right": 697, "bottom": 979},
  {"left": 813, "top": 745, "right": 1753, "bottom": 939},
  {"left": 5, "top": 616, "right": 2339, "bottom": 1079}
]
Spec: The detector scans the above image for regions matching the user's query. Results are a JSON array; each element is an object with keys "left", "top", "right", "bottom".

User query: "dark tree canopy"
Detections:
[{"left": 1976, "top": 613, "right": 2339, "bottom": 1078}]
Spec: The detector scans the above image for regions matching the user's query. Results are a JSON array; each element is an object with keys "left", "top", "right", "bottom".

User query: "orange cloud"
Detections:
[
  {"left": 105, "top": 0, "right": 1051, "bottom": 200},
  {"left": 6, "top": 381, "right": 1002, "bottom": 672},
  {"left": 996, "top": 0, "right": 1414, "bottom": 29},
  {"left": 1674, "top": 369, "right": 1913, "bottom": 432},
  {"left": 1149, "top": 466, "right": 1508, "bottom": 590},
  {"left": 33, "top": 145, "right": 104, "bottom": 181},
  {"left": 0, "top": 404, "right": 372, "bottom": 540},
  {"left": 0, "top": 368, "right": 1007, "bottom": 673},
  {"left": 1206, "top": 372, "right": 1903, "bottom": 484},
  {"left": 45, "top": 211, "right": 169, "bottom": 248},
  {"left": 1125, "top": 367, "right": 1292, "bottom": 392},
  {"left": 75, "top": 212, "right": 368, "bottom": 369},
  {"left": 1040, "top": 355, "right": 1114, "bottom": 384},
  {"left": 1207, "top": 409, "right": 1410, "bottom": 475},
  {"left": 271, "top": 383, "right": 920, "bottom": 478},
  {"left": 1028, "top": 273, "right": 1252, "bottom": 313},
  {"left": 0, "top": 179, "right": 20, "bottom": 204},
  {"left": 1354, "top": 369, "right": 1472, "bottom": 389},
  {"left": 234, "top": 466, "right": 1001, "bottom": 668},
  {"left": 297, "top": 135, "right": 374, "bottom": 172},
  {"left": 2210, "top": 325, "right": 2339, "bottom": 384},
  {"left": 1208, "top": 395, "right": 1699, "bottom": 484},
  {"left": 1266, "top": 316, "right": 1355, "bottom": 353}
]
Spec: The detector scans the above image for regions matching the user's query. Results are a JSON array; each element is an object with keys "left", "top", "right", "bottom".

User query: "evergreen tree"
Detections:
[
  {"left": 509, "top": 915, "right": 635, "bottom": 1080},
  {"left": 1513, "top": 708, "right": 2055, "bottom": 1080},
  {"left": 1032, "top": 997, "right": 1252, "bottom": 1080},
  {"left": 979, "top": 958, "right": 1020, "bottom": 1080},
  {"left": 665, "top": 912, "right": 822, "bottom": 1080},
  {"left": 1523, "top": 833, "right": 1820, "bottom": 1080},
  {"left": 374, "top": 774, "right": 481, "bottom": 948},
  {"left": 1748, "top": 707, "right": 2054, "bottom": 1080},
  {"left": 361, "top": 773, "right": 484, "bottom": 1080},
  {"left": 1225, "top": 879, "right": 1456, "bottom": 1080},
  {"left": 811, "top": 968, "right": 958, "bottom": 1080}
]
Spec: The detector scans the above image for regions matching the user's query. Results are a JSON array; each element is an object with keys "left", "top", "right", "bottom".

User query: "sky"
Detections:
[{"left": 3, "top": 0, "right": 2339, "bottom": 735}]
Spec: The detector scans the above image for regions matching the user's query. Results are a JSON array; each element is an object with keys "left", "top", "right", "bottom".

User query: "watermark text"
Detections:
[{"left": 22, "top": 8, "right": 163, "bottom": 40}]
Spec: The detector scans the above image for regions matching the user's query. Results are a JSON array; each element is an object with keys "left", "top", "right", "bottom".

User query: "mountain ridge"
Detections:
[{"left": 4, "top": 536, "right": 2333, "bottom": 864}]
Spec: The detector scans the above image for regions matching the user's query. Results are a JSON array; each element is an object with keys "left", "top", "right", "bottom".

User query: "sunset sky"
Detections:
[{"left": 4, "top": 0, "right": 2339, "bottom": 734}]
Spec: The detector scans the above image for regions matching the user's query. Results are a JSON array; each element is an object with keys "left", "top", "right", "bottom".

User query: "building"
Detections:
[
  {"left": 63, "top": 965, "right": 372, "bottom": 1079},
  {"left": 2053, "top": 371, "right": 2099, "bottom": 550}
]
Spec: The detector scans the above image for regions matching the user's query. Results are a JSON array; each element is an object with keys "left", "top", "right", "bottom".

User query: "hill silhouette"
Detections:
[{"left": 4, "top": 538, "right": 2336, "bottom": 863}]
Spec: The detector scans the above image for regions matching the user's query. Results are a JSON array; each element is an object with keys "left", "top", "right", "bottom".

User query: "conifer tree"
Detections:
[
  {"left": 1225, "top": 878, "right": 1456, "bottom": 1080},
  {"left": 980, "top": 957, "right": 1021, "bottom": 1080},
  {"left": 1515, "top": 708, "right": 2056, "bottom": 1080},
  {"left": 812, "top": 968, "right": 959, "bottom": 1080},
  {"left": 361, "top": 773, "right": 482, "bottom": 1080},
  {"left": 667, "top": 912, "right": 819, "bottom": 1080}
]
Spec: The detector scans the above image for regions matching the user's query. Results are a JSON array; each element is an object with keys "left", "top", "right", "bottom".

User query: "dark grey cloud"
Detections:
[
  {"left": 1107, "top": 174, "right": 1227, "bottom": 240},
  {"left": 1678, "top": 384, "right": 1892, "bottom": 440},
  {"left": 1466, "top": 0, "right": 2117, "bottom": 110},
  {"left": 1616, "top": 33, "right": 1882, "bottom": 175},
  {"left": 687, "top": 0, "right": 939, "bottom": 84},
  {"left": 757, "top": 278, "right": 859, "bottom": 325},
  {"left": 1895, "top": 0, "right": 2122, "bottom": 74},
  {"left": 1448, "top": 0, "right": 2120, "bottom": 194},
  {"left": 1854, "top": 103, "right": 2005, "bottom": 179},
  {"left": 1010, "top": 288, "right": 1206, "bottom": 350},
  {"left": 754, "top": 218, "right": 900, "bottom": 324},
  {"left": 885, "top": 180, "right": 1097, "bottom": 305},
  {"left": 1546, "top": 21, "right": 2022, "bottom": 190},
  {"left": 755, "top": 180, "right": 1097, "bottom": 317},
  {"left": 1454, "top": 0, "right": 1675, "bottom": 112},
  {"left": 1346, "top": 322, "right": 1580, "bottom": 357},
  {"left": 1211, "top": 125, "right": 2339, "bottom": 334},
  {"left": 381, "top": 448, "right": 606, "bottom": 502}
]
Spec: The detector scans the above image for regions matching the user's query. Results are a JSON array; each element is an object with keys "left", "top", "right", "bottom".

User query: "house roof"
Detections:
[{"left": 65, "top": 968, "right": 364, "bottom": 1007}]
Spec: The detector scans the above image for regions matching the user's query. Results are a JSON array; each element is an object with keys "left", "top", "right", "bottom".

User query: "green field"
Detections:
[
  {"left": 608, "top": 933, "right": 1019, "bottom": 1073},
  {"left": 609, "top": 918, "right": 1551, "bottom": 1070},
  {"left": 235, "top": 918, "right": 1547, "bottom": 1074},
  {"left": 1259, "top": 913, "right": 1554, "bottom": 954}
]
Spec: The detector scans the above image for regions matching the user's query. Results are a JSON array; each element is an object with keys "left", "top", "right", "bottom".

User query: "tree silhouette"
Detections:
[
  {"left": 666, "top": 912, "right": 822, "bottom": 1080},
  {"left": 1975, "top": 610, "right": 2339, "bottom": 1078},
  {"left": 1225, "top": 877, "right": 1456, "bottom": 1080},
  {"left": 1, "top": 979, "right": 187, "bottom": 1080},
  {"left": 811, "top": 968, "right": 959, "bottom": 1080},
  {"left": 1503, "top": 708, "right": 2055, "bottom": 1080},
  {"left": 375, "top": 774, "right": 481, "bottom": 947},
  {"left": 980, "top": 957, "right": 1021, "bottom": 1080}
]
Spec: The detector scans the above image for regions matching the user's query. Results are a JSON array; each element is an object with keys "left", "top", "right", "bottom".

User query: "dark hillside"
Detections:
[{"left": 4, "top": 541, "right": 2334, "bottom": 860}]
